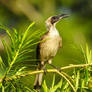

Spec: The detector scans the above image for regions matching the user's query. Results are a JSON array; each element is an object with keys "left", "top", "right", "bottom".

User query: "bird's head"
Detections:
[{"left": 45, "top": 14, "right": 69, "bottom": 28}]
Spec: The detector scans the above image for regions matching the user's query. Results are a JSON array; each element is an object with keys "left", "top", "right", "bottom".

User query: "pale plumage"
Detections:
[{"left": 40, "top": 26, "right": 62, "bottom": 64}]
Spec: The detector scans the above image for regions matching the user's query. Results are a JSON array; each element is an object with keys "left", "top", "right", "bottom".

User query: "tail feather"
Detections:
[
  {"left": 34, "top": 73, "right": 43, "bottom": 89},
  {"left": 34, "top": 44, "right": 45, "bottom": 89}
]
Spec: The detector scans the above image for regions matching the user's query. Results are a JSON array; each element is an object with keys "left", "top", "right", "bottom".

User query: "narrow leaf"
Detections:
[
  {"left": 42, "top": 80, "right": 48, "bottom": 92},
  {"left": 75, "top": 70, "right": 80, "bottom": 91},
  {"left": 0, "top": 56, "right": 5, "bottom": 70},
  {"left": 51, "top": 74, "right": 55, "bottom": 88}
]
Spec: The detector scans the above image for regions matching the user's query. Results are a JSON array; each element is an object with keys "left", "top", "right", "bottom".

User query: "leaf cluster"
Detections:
[
  {"left": 0, "top": 23, "right": 45, "bottom": 92},
  {"left": 0, "top": 23, "right": 92, "bottom": 92}
]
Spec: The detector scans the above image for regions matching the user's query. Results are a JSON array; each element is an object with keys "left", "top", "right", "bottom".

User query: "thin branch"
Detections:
[
  {"left": 61, "top": 72, "right": 74, "bottom": 82},
  {"left": 61, "top": 63, "right": 92, "bottom": 70},
  {"left": 57, "top": 71, "right": 76, "bottom": 92},
  {"left": 4, "top": 63, "right": 92, "bottom": 81},
  {"left": 0, "top": 63, "right": 92, "bottom": 91},
  {"left": 0, "top": 63, "right": 92, "bottom": 82}
]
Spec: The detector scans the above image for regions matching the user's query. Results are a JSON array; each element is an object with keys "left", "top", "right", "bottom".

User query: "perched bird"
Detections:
[{"left": 34, "top": 14, "right": 69, "bottom": 89}]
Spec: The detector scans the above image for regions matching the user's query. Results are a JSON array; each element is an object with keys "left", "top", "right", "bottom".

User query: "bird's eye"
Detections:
[
  {"left": 51, "top": 16, "right": 57, "bottom": 24},
  {"left": 52, "top": 16, "right": 56, "bottom": 20}
]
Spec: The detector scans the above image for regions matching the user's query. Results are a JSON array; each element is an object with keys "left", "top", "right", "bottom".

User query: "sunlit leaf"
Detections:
[
  {"left": 75, "top": 70, "right": 80, "bottom": 91},
  {"left": 51, "top": 74, "right": 55, "bottom": 88},
  {"left": 0, "top": 56, "right": 5, "bottom": 70},
  {"left": 42, "top": 80, "right": 48, "bottom": 92}
]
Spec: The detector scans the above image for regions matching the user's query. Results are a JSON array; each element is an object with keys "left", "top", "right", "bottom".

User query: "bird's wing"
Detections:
[
  {"left": 36, "top": 31, "right": 49, "bottom": 63},
  {"left": 59, "top": 37, "right": 62, "bottom": 48},
  {"left": 36, "top": 43, "right": 40, "bottom": 62}
]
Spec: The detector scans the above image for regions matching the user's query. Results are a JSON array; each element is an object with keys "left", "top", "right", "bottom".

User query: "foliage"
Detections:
[
  {"left": 0, "top": 23, "right": 45, "bottom": 92},
  {"left": 41, "top": 44, "right": 92, "bottom": 92},
  {"left": 0, "top": 23, "right": 92, "bottom": 92},
  {"left": 0, "top": 0, "right": 92, "bottom": 92}
]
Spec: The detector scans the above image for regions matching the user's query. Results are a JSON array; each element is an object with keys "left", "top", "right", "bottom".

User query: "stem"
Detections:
[
  {"left": 61, "top": 63, "right": 92, "bottom": 70},
  {"left": 0, "top": 63, "right": 92, "bottom": 91},
  {"left": 57, "top": 71, "right": 76, "bottom": 92},
  {"left": 4, "top": 63, "right": 92, "bottom": 81}
]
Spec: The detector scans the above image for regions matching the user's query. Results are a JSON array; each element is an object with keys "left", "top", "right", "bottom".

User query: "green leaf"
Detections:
[
  {"left": 25, "top": 86, "right": 33, "bottom": 92},
  {"left": 86, "top": 44, "right": 92, "bottom": 64},
  {"left": 22, "top": 31, "right": 46, "bottom": 49},
  {"left": 61, "top": 82, "right": 69, "bottom": 91},
  {"left": 0, "top": 25, "right": 15, "bottom": 48},
  {"left": 0, "top": 82, "right": 2, "bottom": 88},
  {"left": 18, "top": 49, "right": 34, "bottom": 57},
  {"left": 51, "top": 74, "right": 55, "bottom": 88},
  {"left": 1, "top": 39, "right": 11, "bottom": 65},
  {"left": 2, "top": 85, "right": 5, "bottom": 92},
  {"left": 22, "top": 22, "right": 35, "bottom": 44},
  {"left": 0, "top": 56, "right": 5, "bottom": 70},
  {"left": 49, "top": 79, "right": 63, "bottom": 92},
  {"left": 85, "top": 68, "right": 88, "bottom": 85},
  {"left": 3, "top": 23, "right": 35, "bottom": 77},
  {"left": 25, "top": 29, "right": 41, "bottom": 42},
  {"left": 23, "top": 39, "right": 47, "bottom": 50},
  {"left": 75, "top": 70, "right": 80, "bottom": 91},
  {"left": 16, "top": 55, "right": 32, "bottom": 63},
  {"left": 80, "top": 79, "right": 85, "bottom": 92},
  {"left": 42, "top": 80, "right": 48, "bottom": 92}
]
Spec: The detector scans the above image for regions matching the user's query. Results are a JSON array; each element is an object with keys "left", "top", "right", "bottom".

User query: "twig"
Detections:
[
  {"left": 61, "top": 71, "right": 74, "bottom": 82},
  {"left": 0, "top": 63, "right": 92, "bottom": 91},
  {"left": 3, "top": 63, "right": 92, "bottom": 81},
  {"left": 61, "top": 63, "right": 92, "bottom": 70},
  {"left": 57, "top": 71, "right": 76, "bottom": 92}
]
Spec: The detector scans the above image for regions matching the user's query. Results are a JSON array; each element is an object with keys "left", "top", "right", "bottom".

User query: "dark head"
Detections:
[
  {"left": 51, "top": 14, "right": 69, "bottom": 24},
  {"left": 46, "top": 14, "right": 69, "bottom": 27}
]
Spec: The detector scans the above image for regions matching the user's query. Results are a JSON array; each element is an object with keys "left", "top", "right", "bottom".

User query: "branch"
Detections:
[
  {"left": 4, "top": 63, "right": 92, "bottom": 81},
  {"left": 61, "top": 63, "right": 92, "bottom": 70},
  {"left": 57, "top": 71, "right": 76, "bottom": 92},
  {"left": 0, "top": 63, "right": 92, "bottom": 91}
]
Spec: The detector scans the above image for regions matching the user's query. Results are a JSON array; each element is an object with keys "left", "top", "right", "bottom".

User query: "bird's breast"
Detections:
[{"left": 40, "top": 35, "right": 62, "bottom": 60}]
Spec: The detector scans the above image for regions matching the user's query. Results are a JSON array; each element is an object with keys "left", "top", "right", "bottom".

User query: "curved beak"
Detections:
[
  {"left": 56, "top": 14, "right": 69, "bottom": 21},
  {"left": 57, "top": 14, "right": 69, "bottom": 19},
  {"left": 59, "top": 14, "right": 69, "bottom": 19},
  {"left": 51, "top": 14, "right": 69, "bottom": 24}
]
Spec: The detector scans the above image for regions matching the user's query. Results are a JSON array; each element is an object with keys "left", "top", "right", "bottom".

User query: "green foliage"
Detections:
[
  {"left": 41, "top": 44, "right": 92, "bottom": 92},
  {"left": 0, "top": 23, "right": 46, "bottom": 92},
  {"left": 42, "top": 74, "right": 63, "bottom": 92},
  {"left": 0, "top": 23, "right": 92, "bottom": 92}
]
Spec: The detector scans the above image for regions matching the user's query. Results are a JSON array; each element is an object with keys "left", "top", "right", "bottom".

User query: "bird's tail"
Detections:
[
  {"left": 34, "top": 72, "right": 43, "bottom": 89},
  {"left": 34, "top": 63, "right": 44, "bottom": 90}
]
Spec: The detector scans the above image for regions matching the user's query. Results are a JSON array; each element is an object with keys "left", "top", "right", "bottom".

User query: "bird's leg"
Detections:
[
  {"left": 49, "top": 64, "right": 61, "bottom": 72},
  {"left": 43, "top": 68, "right": 47, "bottom": 75},
  {"left": 41, "top": 61, "right": 47, "bottom": 75},
  {"left": 48, "top": 60, "right": 61, "bottom": 72}
]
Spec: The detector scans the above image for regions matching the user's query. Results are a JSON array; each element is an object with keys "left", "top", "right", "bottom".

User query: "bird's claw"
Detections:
[
  {"left": 49, "top": 64, "right": 61, "bottom": 72},
  {"left": 56, "top": 67, "right": 62, "bottom": 72},
  {"left": 43, "top": 68, "right": 47, "bottom": 75}
]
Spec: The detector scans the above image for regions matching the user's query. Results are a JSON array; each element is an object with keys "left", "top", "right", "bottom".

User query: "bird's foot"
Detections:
[
  {"left": 43, "top": 68, "right": 47, "bottom": 75},
  {"left": 34, "top": 85, "right": 41, "bottom": 90},
  {"left": 56, "top": 67, "right": 62, "bottom": 72},
  {"left": 49, "top": 64, "right": 61, "bottom": 72}
]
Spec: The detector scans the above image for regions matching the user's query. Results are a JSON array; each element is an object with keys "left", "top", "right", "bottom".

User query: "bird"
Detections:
[{"left": 34, "top": 14, "right": 69, "bottom": 90}]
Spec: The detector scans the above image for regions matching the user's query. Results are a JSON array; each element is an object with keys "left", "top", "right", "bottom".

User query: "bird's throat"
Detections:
[{"left": 49, "top": 25, "right": 59, "bottom": 36}]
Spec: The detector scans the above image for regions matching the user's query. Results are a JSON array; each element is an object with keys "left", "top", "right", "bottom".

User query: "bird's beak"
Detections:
[
  {"left": 51, "top": 14, "right": 69, "bottom": 24},
  {"left": 57, "top": 14, "right": 69, "bottom": 20}
]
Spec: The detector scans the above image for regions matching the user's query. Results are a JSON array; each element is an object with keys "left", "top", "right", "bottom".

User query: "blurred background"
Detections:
[{"left": 0, "top": 0, "right": 92, "bottom": 89}]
